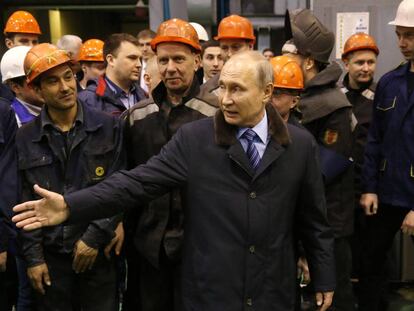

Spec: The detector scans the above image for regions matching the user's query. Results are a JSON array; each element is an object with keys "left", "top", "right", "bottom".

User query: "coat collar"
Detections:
[
  {"left": 214, "top": 103, "right": 291, "bottom": 147},
  {"left": 33, "top": 101, "right": 102, "bottom": 143},
  {"left": 394, "top": 61, "right": 411, "bottom": 77},
  {"left": 151, "top": 74, "right": 200, "bottom": 107}
]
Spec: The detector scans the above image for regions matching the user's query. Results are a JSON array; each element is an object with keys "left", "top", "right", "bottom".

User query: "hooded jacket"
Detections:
[{"left": 299, "top": 62, "right": 355, "bottom": 237}]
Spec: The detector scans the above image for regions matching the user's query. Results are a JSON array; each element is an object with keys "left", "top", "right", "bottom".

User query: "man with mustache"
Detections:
[
  {"left": 78, "top": 33, "right": 146, "bottom": 117},
  {"left": 121, "top": 18, "right": 217, "bottom": 311},
  {"left": 359, "top": 1, "right": 414, "bottom": 309},
  {"left": 15, "top": 43, "right": 124, "bottom": 310}
]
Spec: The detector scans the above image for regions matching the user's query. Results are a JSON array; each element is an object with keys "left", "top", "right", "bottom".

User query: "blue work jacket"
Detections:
[
  {"left": 0, "top": 97, "right": 18, "bottom": 252},
  {"left": 16, "top": 102, "right": 125, "bottom": 267},
  {"left": 363, "top": 62, "right": 414, "bottom": 209}
]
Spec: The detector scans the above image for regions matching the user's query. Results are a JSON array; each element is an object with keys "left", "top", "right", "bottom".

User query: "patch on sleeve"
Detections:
[{"left": 323, "top": 129, "right": 338, "bottom": 145}]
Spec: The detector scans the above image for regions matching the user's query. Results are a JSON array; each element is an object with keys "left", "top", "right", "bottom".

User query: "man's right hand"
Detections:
[
  {"left": 12, "top": 184, "right": 69, "bottom": 231},
  {"left": 27, "top": 263, "right": 51, "bottom": 295},
  {"left": 360, "top": 193, "right": 378, "bottom": 216},
  {"left": 0, "top": 251, "right": 7, "bottom": 272}
]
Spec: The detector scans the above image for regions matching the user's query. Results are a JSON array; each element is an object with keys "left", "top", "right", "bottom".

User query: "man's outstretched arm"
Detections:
[{"left": 13, "top": 126, "right": 190, "bottom": 230}]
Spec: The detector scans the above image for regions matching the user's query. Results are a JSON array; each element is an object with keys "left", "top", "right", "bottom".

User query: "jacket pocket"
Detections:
[
  {"left": 19, "top": 155, "right": 53, "bottom": 170},
  {"left": 376, "top": 96, "right": 396, "bottom": 111},
  {"left": 18, "top": 154, "right": 53, "bottom": 188},
  {"left": 83, "top": 144, "right": 115, "bottom": 184}
]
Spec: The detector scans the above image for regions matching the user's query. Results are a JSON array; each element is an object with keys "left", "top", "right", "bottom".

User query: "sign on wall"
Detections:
[{"left": 336, "top": 12, "right": 370, "bottom": 59}]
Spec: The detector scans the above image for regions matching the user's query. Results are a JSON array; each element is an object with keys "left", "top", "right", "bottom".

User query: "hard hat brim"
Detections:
[
  {"left": 213, "top": 35, "right": 256, "bottom": 44},
  {"left": 388, "top": 20, "right": 414, "bottom": 27},
  {"left": 151, "top": 36, "right": 201, "bottom": 52}
]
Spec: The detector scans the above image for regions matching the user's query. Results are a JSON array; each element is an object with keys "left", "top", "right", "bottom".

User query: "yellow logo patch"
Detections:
[
  {"left": 324, "top": 129, "right": 338, "bottom": 145},
  {"left": 95, "top": 166, "right": 105, "bottom": 177}
]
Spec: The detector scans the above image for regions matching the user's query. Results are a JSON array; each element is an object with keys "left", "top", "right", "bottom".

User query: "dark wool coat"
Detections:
[{"left": 66, "top": 105, "right": 336, "bottom": 311}]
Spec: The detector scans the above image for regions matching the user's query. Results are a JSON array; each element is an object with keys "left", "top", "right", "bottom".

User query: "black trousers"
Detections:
[
  {"left": 139, "top": 249, "right": 181, "bottom": 311},
  {"left": 0, "top": 252, "right": 18, "bottom": 311},
  {"left": 331, "top": 237, "right": 355, "bottom": 311},
  {"left": 358, "top": 204, "right": 410, "bottom": 311},
  {"left": 36, "top": 252, "right": 117, "bottom": 311}
]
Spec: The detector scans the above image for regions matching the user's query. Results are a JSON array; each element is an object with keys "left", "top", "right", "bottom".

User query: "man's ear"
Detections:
[
  {"left": 4, "top": 38, "right": 14, "bottom": 49},
  {"left": 291, "top": 95, "right": 300, "bottom": 109},
  {"left": 304, "top": 57, "right": 315, "bottom": 71},
  {"left": 194, "top": 53, "right": 201, "bottom": 71},
  {"left": 7, "top": 81, "right": 20, "bottom": 94},
  {"left": 143, "top": 73, "right": 151, "bottom": 86},
  {"left": 343, "top": 58, "right": 350, "bottom": 71},
  {"left": 30, "top": 82, "right": 42, "bottom": 97},
  {"left": 106, "top": 54, "right": 114, "bottom": 68},
  {"left": 263, "top": 82, "right": 274, "bottom": 103}
]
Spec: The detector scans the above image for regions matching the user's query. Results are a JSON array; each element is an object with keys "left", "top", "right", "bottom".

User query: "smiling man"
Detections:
[
  {"left": 121, "top": 19, "right": 217, "bottom": 311},
  {"left": 78, "top": 33, "right": 146, "bottom": 117},
  {"left": 13, "top": 51, "right": 335, "bottom": 311},
  {"left": 16, "top": 43, "right": 124, "bottom": 311}
]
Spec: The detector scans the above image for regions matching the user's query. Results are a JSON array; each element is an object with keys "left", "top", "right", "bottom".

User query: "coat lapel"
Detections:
[
  {"left": 214, "top": 103, "right": 291, "bottom": 178},
  {"left": 254, "top": 140, "right": 285, "bottom": 179},
  {"left": 227, "top": 142, "right": 255, "bottom": 177}
]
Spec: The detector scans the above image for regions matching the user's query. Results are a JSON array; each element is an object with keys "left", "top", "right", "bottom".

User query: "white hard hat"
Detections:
[
  {"left": 389, "top": 0, "right": 414, "bottom": 27},
  {"left": 1, "top": 46, "right": 31, "bottom": 83},
  {"left": 189, "top": 22, "right": 209, "bottom": 41}
]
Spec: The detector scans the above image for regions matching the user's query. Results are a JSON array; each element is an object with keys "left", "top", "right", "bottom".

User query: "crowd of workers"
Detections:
[{"left": 1, "top": 0, "right": 414, "bottom": 310}]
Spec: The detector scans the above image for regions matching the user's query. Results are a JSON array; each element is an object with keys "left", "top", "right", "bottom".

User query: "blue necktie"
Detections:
[{"left": 243, "top": 129, "right": 261, "bottom": 170}]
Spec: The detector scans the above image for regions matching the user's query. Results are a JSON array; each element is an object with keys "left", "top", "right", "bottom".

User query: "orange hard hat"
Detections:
[
  {"left": 151, "top": 18, "right": 201, "bottom": 52},
  {"left": 78, "top": 39, "right": 104, "bottom": 62},
  {"left": 214, "top": 15, "right": 255, "bottom": 43},
  {"left": 270, "top": 55, "right": 304, "bottom": 90},
  {"left": 342, "top": 33, "right": 379, "bottom": 60},
  {"left": 24, "top": 43, "right": 71, "bottom": 84},
  {"left": 4, "top": 11, "right": 41, "bottom": 35}
]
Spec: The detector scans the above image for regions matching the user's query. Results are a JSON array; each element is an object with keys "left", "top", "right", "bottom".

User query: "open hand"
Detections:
[{"left": 12, "top": 185, "right": 69, "bottom": 230}]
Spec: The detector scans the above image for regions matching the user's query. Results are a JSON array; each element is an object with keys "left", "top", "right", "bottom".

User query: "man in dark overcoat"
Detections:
[{"left": 13, "top": 51, "right": 336, "bottom": 311}]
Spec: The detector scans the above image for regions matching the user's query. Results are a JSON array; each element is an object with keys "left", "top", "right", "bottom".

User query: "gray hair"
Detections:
[
  {"left": 56, "top": 35, "right": 82, "bottom": 58},
  {"left": 227, "top": 51, "right": 273, "bottom": 89}
]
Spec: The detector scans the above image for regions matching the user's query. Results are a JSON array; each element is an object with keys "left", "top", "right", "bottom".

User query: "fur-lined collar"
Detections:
[{"left": 214, "top": 104, "right": 291, "bottom": 146}]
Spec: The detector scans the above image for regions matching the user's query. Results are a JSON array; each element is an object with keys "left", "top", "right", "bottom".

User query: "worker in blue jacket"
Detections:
[
  {"left": 359, "top": 1, "right": 414, "bottom": 310},
  {"left": 0, "top": 97, "right": 19, "bottom": 310}
]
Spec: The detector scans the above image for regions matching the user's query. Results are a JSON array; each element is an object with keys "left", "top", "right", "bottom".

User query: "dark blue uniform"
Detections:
[
  {"left": 359, "top": 61, "right": 414, "bottom": 311},
  {"left": 17, "top": 102, "right": 125, "bottom": 310},
  {"left": 0, "top": 97, "right": 19, "bottom": 310}
]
